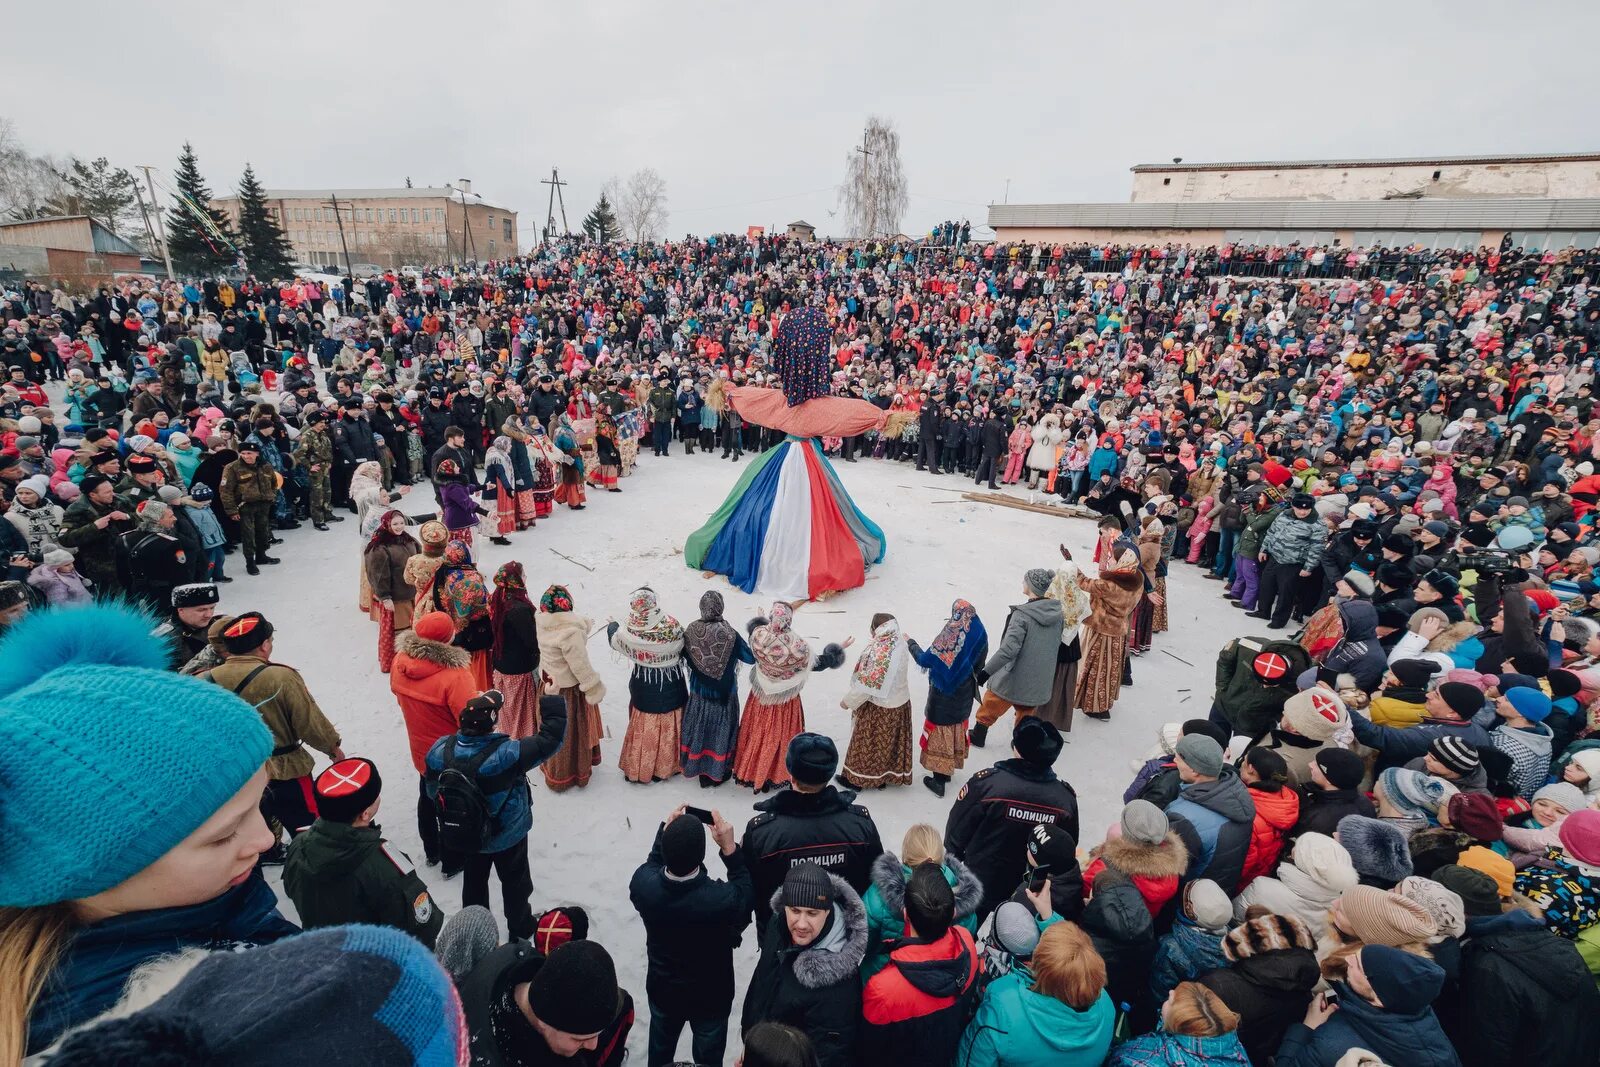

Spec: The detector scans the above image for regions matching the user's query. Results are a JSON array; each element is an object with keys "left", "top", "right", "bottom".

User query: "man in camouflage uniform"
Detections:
[
  {"left": 293, "top": 407, "right": 340, "bottom": 531},
  {"left": 220, "top": 440, "right": 281, "bottom": 575}
]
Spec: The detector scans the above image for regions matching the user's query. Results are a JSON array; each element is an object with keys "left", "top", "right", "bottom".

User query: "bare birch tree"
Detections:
[
  {"left": 609, "top": 169, "right": 669, "bottom": 243},
  {"left": 839, "top": 116, "right": 909, "bottom": 238}
]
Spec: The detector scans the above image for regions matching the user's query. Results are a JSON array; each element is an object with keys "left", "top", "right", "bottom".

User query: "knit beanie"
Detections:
[
  {"left": 1222, "top": 913, "right": 1315, "bottom": 961},
  {"left": 1282, "top": 687, "right": 1349, "bottom": 742},
  {"left": 1337, "top": 815, "right": 1414, "bottom": 884},
  {"left": 1445, "top": 792, "right": 1503, "bottom": 843},
  {"left": 1428, "top": 735, "right": 1479, "bottom": 776},
  {"left": 16, "top": 474, "right": 48, "bottom": 499},
  {"left": 1379, "top": 767, "right": 1456, "bottom": 817},
  {"left": 1505, "top": 685, "right": 1553, "bottom": 722},
  {"left": 1176, "top": 733, "right": 1224, "bottom": 777},
  {"left": 413, "top": 611, "right": 455, "bottom": 643},
  {"left": 1434, "top": 864, "right": 1502, "bottom": 917},
  {"left": 660, "top": 813, "right": 707, "bottom": 876},
  {"left": 990, "top": 900, "right": 1042, "bottom": 958},
  {"left": 1183, "top": 879, "right": 1232, "bottom": 932},
  {"left": 0, "top": 604, "right": 271, "bottom": 906},
  {"left": 1458, "top": 845, "right": 1515, "bottom": 899},
  {"left": 1437, "top": 681, "right": 1486, "bottom": 719},
  {"left": 1337, "top": 885, "right": 1437, "bottom": 946},
  {"left": 1121, "top": 799, "right": 1168, "bottom": 845},
  {"left": 1024, "top": 567, "right": 1053, "bottom": 597},
  {"left": 1315, "top": 748, "right": 1365, "bottom": 790},
  {"left": 785, "top": 732, "right": 839, "bottom": 786},
  {"left": 1341, "top": 569, "right": 1376, "bottom": 598},
  {"left": 46, "top": 925, "right": 466, "bottom": 1067},
  {"left": 1394, "top": 876, "right": 1465, "bottom": 939},
  {"left": 435, "top": 905, "right": 500, "bottom": 980},
  {"left": 526, "top": 941, "right": 622, "bottom": 1037},
  {"left": 1533, "top": 781, "right": 1586, "bottom": 815},
  {"left": 1026, "top": 821, "right": 1079, "bottom": 873},
  {"left": 1289, "top": 832, "right": 1359, "bottom": 892},
  {"left": 1359, "top": 944, "right": 1445, "bottom": 1014},
  {"left": 1390, "top": 658, "right": 1441, "bottom": 690},
  {"left": 1559, "top": 808, "right": 1600, "bottom": 867},
  {"left": 313, "top": 757, "right": 382, "bottom": 823},
  {"left": 781, "top": 862, "right": 836, "bottom": 910}
]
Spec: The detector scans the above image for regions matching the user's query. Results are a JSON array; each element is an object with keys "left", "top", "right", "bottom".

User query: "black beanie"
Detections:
[
  {"left": 313, "top": 757, "right": 382, "bottom": 823},
  {"left": 782, "top": 862, "right": 836, "bottom": 910},
  {"left": 1435, "top": 863, "right": 1502, "bottom": 916},
  {"left": 526, "top": 941, "right": 621, "bottom": 1037},
  {"left": 1315, "top": 748, "right": 1364, "bottom": 790},
  {"left": 460, "top": 689, "right": 504, "bottom": 734},
  {"left": 904, "top": 863, "right": 954, "bottom": 939},
  {"left": 660, "top": 814, "right": 706, "bottom": 876},
  {"left": 785, "top": 732, "right": 838, "bottom": 786},
  {"left": 1438, "top": 681, "right": 1485, "bottom": 719},
  {"left": 1390, "top": 659, "right": 1441, "bottom": 689},
  {"left": 1013, "top": 717, "right": 1063, "bottom": 767}
]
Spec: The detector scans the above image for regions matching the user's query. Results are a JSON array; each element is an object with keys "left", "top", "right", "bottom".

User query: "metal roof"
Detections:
[
  {"left": 214, "top": 187, "right": 515, "bottom": 213},
  {"left": 988, "top": 198, "right": 1600, "bottom": 230},
  {"left": 1131, "top": 152, "right": 1600, "bottom": 173}
]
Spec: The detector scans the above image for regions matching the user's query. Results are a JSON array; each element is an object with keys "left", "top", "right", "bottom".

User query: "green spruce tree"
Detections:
[
  {"left": 582, "top": 193, "right": 619, "bottom": 243},
  {"left": 234, "top": 164, "right": 293, "bottom": 279},
  {"left": 56, "top": 157, "right": 138, "bottom": 235},
  {"left": 164, "top": 142, "right": 235, "bottom": 276}
]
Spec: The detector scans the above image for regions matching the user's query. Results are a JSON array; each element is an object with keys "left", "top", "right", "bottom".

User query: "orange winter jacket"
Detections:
[
  {"left": 1238, "top": 783, "right": 1301, "bottom": 890},
  {"left": 389, "top": 631, "right": 479, "bottom": 772}
]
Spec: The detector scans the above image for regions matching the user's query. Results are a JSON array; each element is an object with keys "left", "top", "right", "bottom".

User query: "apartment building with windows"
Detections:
[{"left": 211, "top": 182, "right": 518, "bottom": 268}]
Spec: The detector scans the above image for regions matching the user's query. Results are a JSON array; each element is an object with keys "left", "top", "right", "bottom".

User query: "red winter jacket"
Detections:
[
  {"left": 860, "top": 925, "right": 981, "bottom": 1065},
  {"left": 1238, "top": 783, "right": 1301, "bottom": 890}
]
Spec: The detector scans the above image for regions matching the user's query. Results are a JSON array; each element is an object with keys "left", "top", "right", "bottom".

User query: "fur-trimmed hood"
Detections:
[
  {"left": 766, "top": 873, "right": 868, "bottom": 989},
  {"left": 868, "top": 852, "right": 984, "bottom": 922},
  {"left": 1093, "top": 831, "right": 1190, "bottom": 880},
  {"left": 394, "top": 628, "right": 471, "bottom": 671},
  {"left": 1426, "top": 620, "right": 1480, "bottom": 654}
]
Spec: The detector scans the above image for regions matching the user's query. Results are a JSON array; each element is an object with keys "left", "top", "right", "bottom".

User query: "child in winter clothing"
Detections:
[
  {"left": 1002, "top": 420, "right": 1032, "bottom": 485},
  {"left": 1148, "top": 880, "right": 1233, "bottom": 1004},
  {"left": 184, "top": 483, "right": 228, "bottom": 582},
  {"left": 1185, "top": 495, "right": 1218, "bottom": 564},
  {"left": 435, "top": 459, "right": 487, "bottom": 545},
  {"left": 1082, "top": 799, "right": 1189, "bottom": 918},
  {"left": 1502, "top": 782, "right": 1588, "bottom": 868},
  {"left": 1238, "top": 748, "right": 1300, "bottom": 890},
  {"left": 27, "top": 547, "right": 92, "bottom": 605}
]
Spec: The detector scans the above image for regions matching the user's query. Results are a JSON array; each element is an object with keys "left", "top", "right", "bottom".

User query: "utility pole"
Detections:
[
  {"left": 457, "top": 187, "right": 477, "bottom": 263},
  {"left": 325, "top": 194, "right": 356, "bottom": 282},
  {"left": 1004, "top": 178, "right": 1011, "bottom": 204},
  {"left": 540, "top": 168, "right": 569, "bottom": 244},
  {"left": 128, "top": 177, "right": 161, "bottom": 270},
  {"left": 137, "top": 164, "right": 175, "bottom": 280}
]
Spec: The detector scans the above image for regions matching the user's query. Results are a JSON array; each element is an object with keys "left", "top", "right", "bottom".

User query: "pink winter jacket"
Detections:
[
  {"left": 1187, "top": 496, "right": 1218, "bottom": 562},
  {"left": 1424, "top": 466, "right": 1458, "bottom": 519}
]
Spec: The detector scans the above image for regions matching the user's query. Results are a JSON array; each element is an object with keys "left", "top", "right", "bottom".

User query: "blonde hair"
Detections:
[
  {"left": 901, "top": 824, "right": 945, "bottom": 868},
  {"left": 0, "top": 905, "right": 76, "bottom": 1066},
  {"left": 1030, "top": 922, "right": 1106, "bottom": 1011},
  {"left": 1163, "top": 981, "right": 1240, "bottom": 1037}
]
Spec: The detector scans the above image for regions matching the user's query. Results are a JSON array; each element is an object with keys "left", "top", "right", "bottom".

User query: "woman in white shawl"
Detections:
[
  {"left": 351, "top": 460, "right": 408, "bottom": 616},
  {"left": 839, "top": 613, "right": 913, "bottom": 789},
  {"left": 607, "top": 587, "right": 689, "bottom": 783},
  {"left": 1036, "top": 561, "right": 1091, "bottom": 731}
]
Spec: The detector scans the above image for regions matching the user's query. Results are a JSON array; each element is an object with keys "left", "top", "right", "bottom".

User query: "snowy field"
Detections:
[{"left": 241, "top": 447, "right": 1255, "bottom": 1056}]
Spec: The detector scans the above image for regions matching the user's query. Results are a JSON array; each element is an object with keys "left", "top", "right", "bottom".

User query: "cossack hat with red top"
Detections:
[
  {"left": 314, "top": 757, "right": 382, "bottom": 822},
  {"left": 221, "top": 611, "right": 273, "bottom": 654}
]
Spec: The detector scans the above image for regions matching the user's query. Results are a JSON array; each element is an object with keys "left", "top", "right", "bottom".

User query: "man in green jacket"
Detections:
[
  {"left": 284, "top": 756, "right": 444, "bottom": 948},
  {"left": 648, "top": 375, "right": 675, "bottom": 456}
]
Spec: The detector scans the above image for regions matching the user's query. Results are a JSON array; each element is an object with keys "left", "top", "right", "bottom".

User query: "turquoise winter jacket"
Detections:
[{"left": 957, "top": 970, "right": 1113, "bottom": 1067}]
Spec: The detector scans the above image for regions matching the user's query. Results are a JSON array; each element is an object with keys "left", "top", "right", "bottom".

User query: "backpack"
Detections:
[{"left": 433, "top": 737, "right": 513, "bottom": 853}]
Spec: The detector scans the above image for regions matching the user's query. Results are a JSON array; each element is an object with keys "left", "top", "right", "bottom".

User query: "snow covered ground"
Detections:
[{"left": 245, "top": 447, "right": 1254, "bottom": 1056}]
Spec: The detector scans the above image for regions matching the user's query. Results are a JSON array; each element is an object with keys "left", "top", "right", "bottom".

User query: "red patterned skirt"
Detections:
[
  {"left": 514, "top": 488, "right": 538, "bottom": 528},
  {"left": 732, "top": 694, "right": 804, "bottom": 791},
  {"left": 494, "top": 493, "right": 516, "bottom": 535},
  {"left": 494, "top": 668, "right": 543, "bottom": 738},
  {"left": 619, "top": 706, "right": 684, "bottom": 783}
]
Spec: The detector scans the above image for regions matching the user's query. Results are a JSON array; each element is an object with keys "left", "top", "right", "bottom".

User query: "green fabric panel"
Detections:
[{"left": 683, "top": 443, "right": 782, "bottom": 567}]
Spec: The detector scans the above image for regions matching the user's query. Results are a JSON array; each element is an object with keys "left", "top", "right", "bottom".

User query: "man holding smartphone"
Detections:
[{"left": 629, "top": 804, "right": 753, "bottom": 1067}]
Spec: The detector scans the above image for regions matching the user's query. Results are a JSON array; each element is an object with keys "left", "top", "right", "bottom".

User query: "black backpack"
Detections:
[{"left": 433, "top": 737, "right": 513, "bottom": 853}]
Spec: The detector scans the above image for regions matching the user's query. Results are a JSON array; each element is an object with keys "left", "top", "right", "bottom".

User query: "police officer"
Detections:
[
  {"left": 740, "top": 732, "right": 884, "bottom": 932},
  {"left": 331, "top": 398, "right": 378, "bottom": 510},
  {"left": 284, "top": 756, "right": 444, "bottom": 948},
  {"left": 944, "top": 716, "right": 1079, "bottom": 920},
  {"left": 293, "top": 407, "right": 339, "bottom": 531},
  {"left": 157, "top": 581, "right": 219, "bottom": 671}
]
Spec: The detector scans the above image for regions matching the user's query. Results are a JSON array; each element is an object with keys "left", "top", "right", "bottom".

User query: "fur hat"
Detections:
[
  {"left": 1342, "top": 570, "right": 1376, "bottom": 598},
  {"left": 1337, "top": 815, "right": 1414, "bottom": 884},
  {"left": 1222, "top": 913, "right": 1315, "bottom": 960}
]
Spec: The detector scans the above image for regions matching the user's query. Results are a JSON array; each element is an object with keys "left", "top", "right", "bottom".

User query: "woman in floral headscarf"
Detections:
[
  {"left": 1037, "top": 563, "right": 1090, "bottom": 731},
  {"left": 839, "top": 613, "right": 913, "bottom": 790},
  {"left": 551, "top": 415, "right": 587, "bottom": 511},
  {"left": 908, "top": 600, "right": 989, "bottom": 797},
  {"left": 731, "top": 602, "right": 849, "bottom": 792},
  {"left": 680, "top": 590, "right": 755, "bottom": 786},
  {"left": 526, "top": 423, "right": 561, "bottom": 518},
  {"left": 537, "top": 583, "right": 606, "bottom": 791},
  {"left": 490, "top": 561, "right": 542, "bottom": 738},
  {"left": 592, "top": 413, "right": 622, "bottom": 493},
  {"left": 482, "top": 435, "right": 517, "bottom": 546},
  {"left": 433, "top": 539, "right": 493, "bottom": 689},
  {"left": 607, "top": 587, "right": 688, "bottom": 783},
  {"left": 501, "top": 415, "right": 541, "bottom": 529},
  {"left": 363, "top": 509, "right": 421, "bottom": 673}
]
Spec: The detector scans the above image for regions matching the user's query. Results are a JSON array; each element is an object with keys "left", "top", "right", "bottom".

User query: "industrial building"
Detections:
[
  {"left": 990, "top": 152, "right": 1600, "bottom": 251},
  {"left": 0, "top": 216, "right": 151, "bottom": 287}
]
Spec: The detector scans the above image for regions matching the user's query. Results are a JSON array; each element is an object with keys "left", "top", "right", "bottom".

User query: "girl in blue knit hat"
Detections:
[{"left": 0, "top": 603, "right": 298, "bottom": 1060}]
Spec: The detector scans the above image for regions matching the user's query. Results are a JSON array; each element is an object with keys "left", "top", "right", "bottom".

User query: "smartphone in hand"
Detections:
[{"left": 683, "top": 806, "right": 716, "bottom": 825}]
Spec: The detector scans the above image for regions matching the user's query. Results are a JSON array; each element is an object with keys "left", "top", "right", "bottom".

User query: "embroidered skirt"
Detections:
[
  {"left": 514, "top": 488, "right": 538, "bottom": 528},
  {"left": 1152, "top": 575, "right": 1169, "bottom": 634},
  {"left": 1074, "top": 629, "right": 1127, "bottom": 716},
  {"left": 841, "top": 701, "right": 913, "bottom": 788},
  {"left": 619, "top": 706, "right": 684, "bottom": 783},
  {"left": 920, "top": 720, "right": 969, "bottom": 777}
]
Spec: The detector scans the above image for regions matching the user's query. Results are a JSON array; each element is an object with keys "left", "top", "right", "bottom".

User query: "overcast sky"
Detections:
[{"left": 12, "top": 1, "right": 1600, "bottom": 245}]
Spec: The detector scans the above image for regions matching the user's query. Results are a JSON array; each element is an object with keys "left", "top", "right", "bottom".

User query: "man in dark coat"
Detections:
[
  {"left": 945, "top": 717, "right": 1079, "bottom": 919},
  {"left": 1443, "top": 865, "right": 1600, "bottom": 1067},
  {"left": 419, "top": 391, "right": 456, "bottom": 469},
  {"left": 740, "top": 866, "right": 868, "bottom": 1067},
  {"left": 1291, "top": 748, "right": 1376, "bottom": 840},
  {"left": 458, "top": 938, "right": 634, "bottom": 1067},
  {"left": 916, "top": 400, "right": 943, "bottom": 472},
  {"left": 154, "top": 581, "right": 219, "bottom": 671},
  {"left": 282, "top": 757, "right": 443, "bottom": 948},
  {"left": 973, "top": 412, "right": 1006, "bottom": 489},
  {"left": 629, "top": 808, "right": 753, "bottom": 1067},
  {"left": 331, "top": 400, "right": 378, "bottom": 508},
  {"left": 1198, "top": 913, "right": 1320, "bottom": 1066},
  {"left": 741, "top": 733, "right": 883, "bottom": 932}
]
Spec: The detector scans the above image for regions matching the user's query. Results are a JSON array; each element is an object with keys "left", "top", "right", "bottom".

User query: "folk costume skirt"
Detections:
[
  {"left": 841, "top": 701, "right": 913, "bottom": 789},
  {"left": 732, "top": 693, "right": 804, "bottom": 791}
]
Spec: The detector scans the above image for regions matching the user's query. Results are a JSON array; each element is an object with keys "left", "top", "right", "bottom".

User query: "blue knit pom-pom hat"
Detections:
[{"left": 0, "top": 603, "right": 271, "bottom": 907}]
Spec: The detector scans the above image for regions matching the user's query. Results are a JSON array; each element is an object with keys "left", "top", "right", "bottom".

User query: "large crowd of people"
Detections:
[{"left": 6, "top": 229, "right": 1600, "bottom": 1066}]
